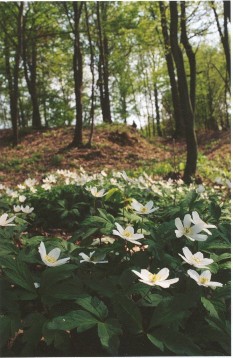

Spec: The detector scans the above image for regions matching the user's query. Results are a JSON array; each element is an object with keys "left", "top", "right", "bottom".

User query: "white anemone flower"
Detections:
[
  {"left": 191, "top": 211, "right": 216, "bottom": 235},
  {"left": 89, "top": 187, "right": 106, "bottom": 198},
  {"left": 131, "top": 199, "right": 158, "bottom": 215},
  {"left": 179, "top": 247, "right": 214, "bottom": 269},
  {"left": 113, "top": 223, "right": 144, "bottom": 245},
  {"left": 0, "top": 213, "right": 16, "bottom": 226},
  {"left": 79, "top": 251, "right": 108, "bottom": 264},
  {"left": 196, "top": 184, "right": 205, "bottom": 193},
  {"left": 42, "top": 183, "right": 52, "bottom": 191},
  {"left": 13, "top": 205, "right": 22, "bottom": 213},
  {"left": 175, "top": 214, "right": 208, "bottom": 241},
  {"left": 132, "top": 268, "right": 179, "bottom": 288},
  {"left": 187, "top": 269, "right": 223, "bottom": 288},
  {"left": 21, "top": 205, "right": 34, "bottom": 214},
  {"left": 24, "top": 178, "right": 37, "bottom": 188},
  {"left": 17, "top": 184, "right": 26, "bottom": 190},
  {"left": 18, "top": 195, "right": 26, "bottom": 203},
  {"left": 38, "top": 242, "right": 70, "bottom": 267}
]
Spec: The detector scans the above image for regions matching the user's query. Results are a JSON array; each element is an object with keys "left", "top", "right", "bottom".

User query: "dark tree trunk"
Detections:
[
  {"left": 211, "top": 1, "right": 231, "bottom": 83},
  {"left": 71, "top": 1, "right": 83, "bottom": 147},
  {"left": 85, "top": 3, "right": 95, "bottom": 147},
  {"left": 22, "top": 10, "right": 42, "bottom": 129},
  {"left": 180, "top": 1, "right": 196, "bottom": 115},
  {"left": 159, "top": 2, "right": 184, "bottom": 138},
  {"left": 96, "top": 2, "right": 112, "bottom": 123},
  {"left": 154, "top": 84, "right": 162, "bottom": 136},
  {"left": 170, "top": 2, "right": 197, "bottom": 183},
  {"left": 4, "top": 2, "right": 24, "bottom": 146}
]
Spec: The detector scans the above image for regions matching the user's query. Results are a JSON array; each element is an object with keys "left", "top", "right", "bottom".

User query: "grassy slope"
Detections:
[{"left": 0, "top": 124, "right": 230, "bottom": 186}]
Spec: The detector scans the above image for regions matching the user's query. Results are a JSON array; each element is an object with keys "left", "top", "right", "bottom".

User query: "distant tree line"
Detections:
[{"left": 0, "top": 1, "right": 230, "bottom": 181}]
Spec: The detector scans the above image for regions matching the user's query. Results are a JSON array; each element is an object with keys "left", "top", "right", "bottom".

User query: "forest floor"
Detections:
[{"left": 0, "top": 124, "right": 230, "bottom": 186}]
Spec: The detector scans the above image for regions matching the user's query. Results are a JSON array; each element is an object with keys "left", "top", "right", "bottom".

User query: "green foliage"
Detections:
[{"left": 0, "top": 169, "right": 230, "bottom": 356}]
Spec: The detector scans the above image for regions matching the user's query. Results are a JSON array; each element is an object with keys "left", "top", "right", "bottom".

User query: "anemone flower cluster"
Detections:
[{"left": 175, "top": 211, "right": 216, "bottom": 242}]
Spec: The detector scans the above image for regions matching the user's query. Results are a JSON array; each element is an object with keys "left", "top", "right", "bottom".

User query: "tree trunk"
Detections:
[
  {"left": 71, "top": 1, "right": 83, "bottom": 147},
  {"left": 170, "top": 2, "right": 197, "bottom": 183},
  {"left": 211, "top": 1, "right": 231, "bottom": 83},
  {"left": 154, "top": 84, "right": 162, "bottom": 136},
  {"left": 85, "top": 3, "right": 95, "bottom": 147},
  {"left": 159, "top": 2, "right": 184, "bottom": 138},
  {"left": 22, "top": 9, "right": 42, "bottom": 129},
  {"left": 96, "top": 2, "right": 112, "bottom": 123},
  {"left": 180, "top": 1, "right": 196, "bottom": 115},
  {"left": 4, "top": 3, "right": 24, "bottom": 146}
]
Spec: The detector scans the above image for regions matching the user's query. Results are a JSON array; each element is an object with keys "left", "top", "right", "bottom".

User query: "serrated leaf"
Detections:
[
  {"left": 47, "top": 310, "right": 98, "bottom": 332},
  {"left": 97, "top": 319, "right": 122, "bottom": 355},
  {"left": 113, "top": 295, "right": 143, "bottom": 334},
  {"left": 218, "top": 261, "right": 231, "bottom": 270},
  {"left": 150, "top": 327, "right": 202, "bottom": 355},
  {"left": 76, "top": 295, "right": 108, "bottom": 320}
]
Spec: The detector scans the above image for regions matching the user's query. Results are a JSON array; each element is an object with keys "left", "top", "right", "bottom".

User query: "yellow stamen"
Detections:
[
  {"left": 184, "top": 227, "right": 192, "bottom": 235},
  {"left": 123, "top": 230, "right": 132, "bottom": 238},
  {"left": 140, "top": 207, "right": 148, "bottom": 213},
  {"left": 45, "top": 255, "right": 57, "bottom": 264},
  {"left": 199, "top": 277, "right": 209, "bottom": 285},
  {"left": 149, "top": 273, "right": 160, "bottom": 283},
  {"left": 192, "top": 256, "right": 201, "bottom": 264}
]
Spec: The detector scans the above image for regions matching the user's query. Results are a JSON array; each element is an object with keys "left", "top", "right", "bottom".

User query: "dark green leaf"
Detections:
[
  {"left": 76, "top": 295, "right": 108, "bottom": 320},
  {"left": 47, "top": 310, "right": 98, "bottom": 332}
]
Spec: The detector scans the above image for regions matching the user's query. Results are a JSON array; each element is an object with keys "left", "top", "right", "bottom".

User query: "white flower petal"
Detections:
[
  {"left": 157, "top": 278, "right": 179, "bottom": 288},
  {"left": 53, "top": 257, "right": 70, "bottom": 266},
  {"left": 183, "top": 214, "right": 192, "bottom": 228},
  {"left": 175, "top": 218, "right": 183, "bottom": 232},
  {"left": 187, "top": 269, "right": 199, "bottom": 283},
  {"left": 38, "top": 242, "right": 46, "bottom": 258},
  {"left": 157, "top": 268, "right": 169, "bottom": 281},
  {"left": 48, "top": 248, "right": 61, "bottom": 260},
  {"left": 182, "top": 247, "right": 193, "bottom": 260}
]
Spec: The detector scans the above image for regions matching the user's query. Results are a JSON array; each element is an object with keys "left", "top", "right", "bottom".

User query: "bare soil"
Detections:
[{"left": 0, "top": 125, "right": 230, "bottom": 186}]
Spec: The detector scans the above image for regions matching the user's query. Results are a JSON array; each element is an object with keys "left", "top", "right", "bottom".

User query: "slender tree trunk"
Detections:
[
  {"left": 154, "top": 84, "right": 162, "bottom": 136},
  {"left": 4, "top": 3, "right": 24, "bottom": 146},
  {"left": 211, "top": 1, "right": 231, "bottom": 83},
  {"left": 159, "top": 2, "right": 184, "bottom": 138},
  {"left": 85, "top": 3, "right": 95, "bottom": 147},
  {"left": 180, "top": 1, "right": 196, "bottom": 115},
  {"left": 96, "top": 2, "right": 112, "bottom": 123},
  {"left": 71, "top": 1, "right": 83, "bottom": 147},
  {"left": 22, "top": 11, "right": 42, "bottom": 129},
  {"left": 170, "top": 2, "right": 197, "bottom": 183}
]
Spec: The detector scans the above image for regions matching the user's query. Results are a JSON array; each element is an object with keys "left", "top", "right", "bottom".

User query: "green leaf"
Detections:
[
  {"left": 149, "top": 293, "right": 198, "bottom": 329},
  {"left": 47, "top": 310, "right": 98, "bottom": 332},
  {"left": 201, "top": 297, "right": 219, "bottom": 318},
  {"left": 97, "top": 319, "right": 122, "bottom": 355},
  {"left": 113, "top": 295, "right": 143, "bottom": 334},
  {"left": 147, "top": 333, "right": 164, "bottom": 352},
  {"left": 0, "top": 315, "right": 20, "bottom": 349},
  {"left": 105, "top": 188, "right": 121, "bottom": 201},
  {"left": 150, "top": 327, "right": 202, "bottom": 355},
  {"left": 76, "top": 295, "right": 108, "bottom": 320},
  {"left": 210, "top": 201, "right": 221, "bottom": 221},
  {"left": 22, "top": 313, "right": 47, "bottom": 355},
  {"left": 1, "top": 257, "right": 36, "bottom": 294},
  {"left": 43, "top": 325, "right": 72, "bottom": 352},
  {"left": 218, "top": 261, "right": 231, "bottom": 270}
]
